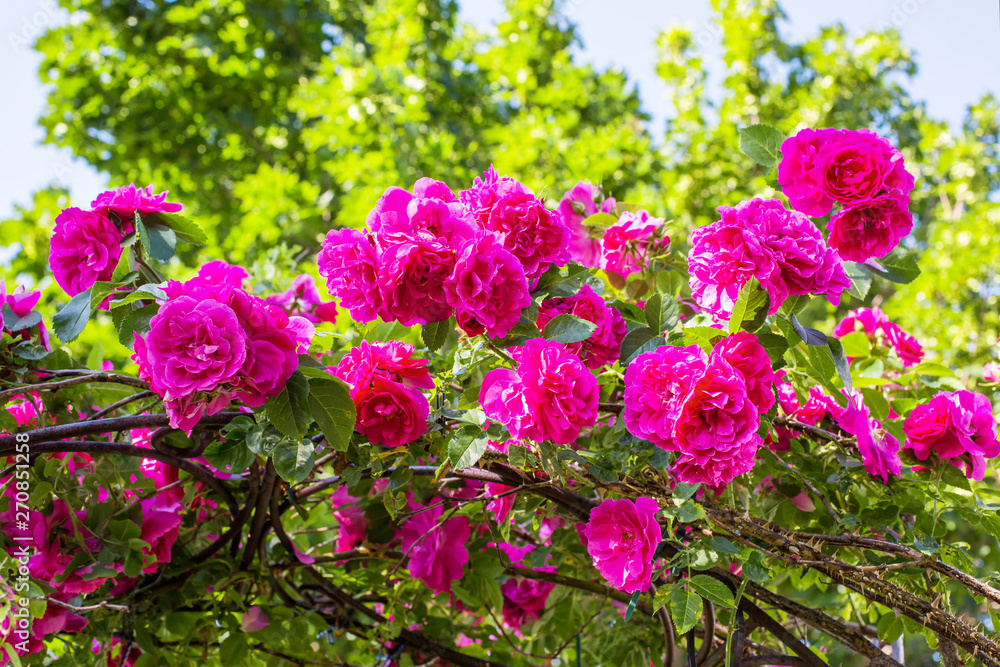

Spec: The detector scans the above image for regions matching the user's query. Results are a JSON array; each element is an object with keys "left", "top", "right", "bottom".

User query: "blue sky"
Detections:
[{"left": 0, "top": 0, "right": 996, "bottom": 220}]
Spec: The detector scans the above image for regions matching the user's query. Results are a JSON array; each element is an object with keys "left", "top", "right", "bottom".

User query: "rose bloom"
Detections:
[
  {"left": 486, "top": 482, "right": 517, "bottom": 524},
  {"left": 353, "top": 376, "right": 429, "bottom": 447},
  {"left": 400, "top": 499, "right": 470, "bottom": 594},
  {"left": 558, "top": 180, "right": 616, "bottom": 267},
  {"left": 49, "top": 207, "right": 124, "bottom": 296},
  {"left": 622, "top": 345, "right": 708, "bottom": 451},
  {"left": 796, "top": 386, "right": 839, "bottom": 426},
  {"left": 445, "top": 232, "right": 531, "bottom": 338},
  {"left": 672, "top": 356, "right": 762, "bottom": 488},
  {"left": 713, "top": 332, "right": 776, "bottom": 413},
  {"left": 881, "top": 321, "right": 924, "bottom": 367},
  {"left": 266, "top": 273, "right": 338, "bottom": 324},
  {"left": 481, "top": 338, "right": 599, "bottom": 445},
  {"left": 367, "top": 182, "right": 476, "bottom": 248},
  {"left": 378, "top": 237, "right": 455, "bottom": 326},
  {"left": 501, "top": 566, "right": 556, "bottom": 628},
  {"left": 832, "top": 306, "right": 889, "bottom": 338},
  {"left": 834, "top": 391, "right": 901, "bottom": 483},
  {"left": 317, "top": 228, "right": 382, "bottom": 323},
  {"left": 815, "top": 129, "right": 914, "bottom": 205},
  {"left": 333, "top": 340, "right": 434, "bottom": 397},
  {"left": 903, "top": 390, "right": 1000, "bottom": 480},
  {"left": 331, "top": 486, "right": 370, "bottom": 552},
  {"left": 90, "top": 183, "right": 183, "bottom": 217},
  {"left": 600, "top": 209, "right": 668, "bottom": 278},
  {"left": 139, "top": 496, "right": 183, "bottom": 573},
  {"left": 827, "top": 191, "right": 913, "bottom": 263},
  {"left": 985, "top": 362, "right": 1000, "bottom": 383},
  {"left": 536, "top": 284, "right": 628, "bottom": 369},
  {"left": 584, "top": 497, "right": 660, "bottom": 593},
  {"left": 227, "top": 290, "right": 302, "bottom": 406},
  {"left": 778, "top": 127, "right": 844, "bottom": 217}
]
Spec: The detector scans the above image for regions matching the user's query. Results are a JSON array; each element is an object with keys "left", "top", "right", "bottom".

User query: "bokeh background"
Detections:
[{"left": 0, "top": 0, "right": 998, "bottom": 369}]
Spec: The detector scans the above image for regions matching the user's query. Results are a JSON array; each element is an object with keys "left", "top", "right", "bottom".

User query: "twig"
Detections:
[{"left": 85, "top": 390, "right": 155, "bottom": 421}]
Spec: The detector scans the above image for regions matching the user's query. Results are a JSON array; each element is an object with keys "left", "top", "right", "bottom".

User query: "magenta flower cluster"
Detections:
[
  {"left": 688, "top": 198, "right": 850, "bottom": 319},
  {"left": 133, "top": 262, "right": 305, "bottom": 431},
  {"left": 332, "top": 340, "right": 433, "bottom": 447},
  {"left": 832, "top": 306, "right": 924, "bottom": 367},
  {"left": 903, "top": 390, "right": 1000, "bottom": 480},
  {"left": 49, "top": 184, "right": 182, "bottom": 298},
  {"left": 584, "top": 496, "right": 660, "bottom": 593},
  {"left": 623, "top": 333, "right": 775, "bottom": 488},
  {"left": 480, "top": 338, "right": 599, "bottom": 445},
  {"left": 536, "top": 284, "right": 628, "bottom": 369},
  {"left": 778, "top": 128, "right": 914, "bottom": 262}
]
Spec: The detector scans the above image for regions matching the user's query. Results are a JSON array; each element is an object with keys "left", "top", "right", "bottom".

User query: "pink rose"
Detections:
[
  {"left": 903, "top": 390, "right": 1000, "bottom": 480},
  {"left": 378, "top": 237, "right": 455, "bottom": 326},
  {"left": 317, "top": 228, "right": 382, "bottom": 324},
  {"left": 834, "top": 391, "right": 901, "bottom": 483},
  {"left": 266, "top": 274, "right": 338, "bottom": 324},
  {"left": 227, "top": 290, "right": 301, "bottom": 407},
  {"left": 486, "top": 483, "right": 517, "bottom": 524},
  {"left": 828, "top": 191, "right": 913, "bottom": 262},
  {"left": 623, "top": 345, "right": 708, "bottom": 450},
  {"left": 353, "top": 375, "right": 429, "bottom": 447},
  {"left": 536, "top": 284, "right": 628, "bottom": 369},
  {"left": 584, "top": 497, "right": 660, "bottom": 593},
  {"left": 90, "top": 183, "right": 183, "bottom": 217},
  {"left": 164, "top": 259, "right": 247, "bottom": 302},
  {"left": 139, "top": 496, "right": 183, "bottom": 573},
  {"left": 985, "top": 362, "right": 1000, "bottom": 383},
  {"left": 400, "top": 500, "right": 470, "bottom": 594},
  {"left": 881, "top": 321, "right": 924, "bottom": 367},
  {"left": 778, "top": 128, "right": 843, "bottom": 217},
  {"left": 558, "top": 180, "right": 616, "bottom": 267},
  {"left": 796, "top": 386, "right": 838, "bottom": 426},
  {"left": 832, "top": 306, "right": 888, "bottom": 338},
  {"left": 241, "top": 606, "right": 270, "bottom": 633},
  {"left": 445, "top": 232, "right": 531, "bottom": 338},
  {"left": 333, "top": 340, "right": 434, "bottom": 397},
  {"left": 600, "top": 209, "right": 668, "bottom": 278},
  {"left": 501, "top": 567, "right": 556, "bottom": 627},
  {"left": 481, "top": 339, "right": 599, "bottom": 445},
  {"left": 331, "top": 486, "right": 370, "bottom": 552},
  {"left": 49, "top": 207, "right": 124, "bottom": 296},
  {"left": 713, "top": 332, "right": 776, "bottom": 413},
  {"left": 815, "top": 129, "right": 914, "bottom": 205},
  {"left": 367, "top": 184, "right": 475, "bottom": 247},
  {"left": 672, "top": 356, "right": 762, "bottom": 487}
]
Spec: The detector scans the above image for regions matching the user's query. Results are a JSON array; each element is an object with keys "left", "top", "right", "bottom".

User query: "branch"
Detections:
[
  {"left": 84, "top": 390, "right": 156, "bottom": 421},
  {"left": 0, "top": 412, "right": 243, "bottom": 449},
  {"left": 505, "top": 565, "right": 651, "bottom": 614},
  {"left": 0, "top": 371, "right": 149, "bottom": 403}
]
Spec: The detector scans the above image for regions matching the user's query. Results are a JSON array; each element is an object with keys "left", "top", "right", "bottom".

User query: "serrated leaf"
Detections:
[
  {"left": 866, "top": 248, "right": 921, "bottom": 285},
  {"left": 756, "top": 332, "right": 789, "bottom": 365},
  {"left": 581, "top": 212, "right": 618, "bottom": 227},
  {"left": 611, "top": 299, "right": 647, "bottom": 324},
  {"left": 620, "top": 327, "right": 660, "bottom": 365},
  {"left": 533, "top": 263, "right": 590, "bottom": 298},
  {"left": 877, "top": 613, "right": 904, "bottom": 644},
  {"left": 844, "top": 262, "right": 873, "bottom": 301},
  {"left": 791, "top": 314, "right": 828, "bottom": 346},
  {"left": 913, "top": 535, "right": 939, "bottom": 555},
  {"left": 273, "top": 438, "right": 316, "bottom": 484},
  {"left": 144, "top": 223, "right": 177, "bottom": 261},
  {"left": 117, "top": 304, "right": 160, "bottom": 349},
  {"left": 729, "top": 278, "right": 770, "bottom": 334},
  {"left": 203, "top": 438, "right": 255, "bottom": 475},
  {"left": 676, "top": 500, "right": 707, "bottom": 523},
  {"left": 52, "top": 290, "right": 92, "bottom": 343},
  {"left": 688, "top": 574, "right": 735, "bottom": 609},
  {"left": 827, "top": 338, "right": 852, "bottom": 391},
  {"left": 449, "top": 425, "right": 489, "bottom": 469},
  {"left": 263, "top": 370, "right": 313, "bottom": 439},
  {"left": 109, "top": 283, "right": 167, "bottom": 309},
  {"left": 839, "top": 331, "right": 871, "bottom": 358},
  {"left": 143, "top": 211, "right": 208, "bottom": 245},
  {"left": 743, "top": 551, "right": 771, "bottom": 583},
  {"left": 669, "top": 587, "right": 701, "bottom": 634},
  {"left": 422, "top": 318, "right": 452, "bottom": 353},
  {"left": 543, "top": 313, "right": 597, "bottom": 344},
  {"left": 0, "top": 305, "right": 41, "bottom": 333},
  {"left": 738, "top": 124, "right": 786, "bottom": 169},
  {"left": 705, "top": 536, "right": 740, "bottom": 555},
  {"left": 300, "top": 371, "right": 356, "bottom": 452}
]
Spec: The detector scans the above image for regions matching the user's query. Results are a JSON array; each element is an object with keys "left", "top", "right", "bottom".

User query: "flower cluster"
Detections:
[
  {"left": 0, "top": 281, "right": 50, "bottom": 350},
  {"left": 832, "top": 306, "right": 924, "bottom": 366},
  {"left": 498, "top": 543, "right": 556, "bottom": 628},
  {"left": 623, "top": 333, "right": 775, "bottom": 487},
  {"left": 584, "top": 496, "right": 660, "bottom": 593},
  {"left": 319, "top": 171, "right": 558, "bottom": 337},
  {"left": 332, "top": 340, "right": 433, "bottom": 447},
  {"left": 836, "top": 390, "right": 902, "bottom": 483},
  {"left": 50, "top": 184, "right": 182, "bottom": 297},
  {"left": 481, "top": 338, "right": 599, "bottom": 445},
  {"left": 400, "top": 498, "right": 470, "bottom": 594},
  {"left": 600, "top": 209, "right": 669, "bottom": 279},
  {"left": 133, "top": 262, "right": 304, "bottom": 431},
  {"left": 558, "top": 180, "right": 616, "bottom": 267},
  {"left": 903, "top": 390, "right": 1000, "bottom": 480},
  {"left": 536, "top": 284, "right": 627, "bottom": 369},
  {"left": 688, "top": 198, "right": 850, "bottom": 319},
  {"left": 779, "top": 128, "right": 914, "bottom": 262}
]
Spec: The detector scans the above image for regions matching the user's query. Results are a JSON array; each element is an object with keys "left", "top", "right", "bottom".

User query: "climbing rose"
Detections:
[
  {"left": 400, "top": 500, "right": 470, "bottom": 594},
  {"left": 49, "top": 207, "right": 124, "bottom": 296},
  {"left": 985, "top": 362, "right": 1000, "bottom": 383},
  {"left": 558, "top": 180, "right": 616, "bottom": 267},
  {"left": 90, "top": 183, "right": 183, "bottom": 217},
  {"left": 814, "top": 129, "right": 914, "bottom": 205},
  {"left": 672, "top": 356, "right": 762, "bottom": 488},
  {"left": 584, "top": 497, "right": 660, "bottom": 593},
  {"left": 835, "top": 391, "right": 901, "bottom": 483},
  {"left": 486, "top": 483, "right": 517, "bottom": 524},
  {"left": 881, "top": 321, "right": 924, "bottom": 367},
  {"left": 266, "top": 274, "right": 338, "bottom": 324},
  {"left": 832, "top": 306, "right": 888, "bottom": 338},
  {"left": 334, "top": 340, "right": 434, "bottom": 396},
  {"left": 827, "top": 191, "right": 913, "bottom": 263},
  {"left": 796, "top": 386, "right": 839, "bottom": 426},
  {"left": 481, "top": 339, "right": 599, "bottom": 445},
  {"left": 832, "top": 307, "right": 923, "bottom": 367},
  {"left": 536, "top": 285, "right": 627, "bottom": 369},
  {"left": 778, "top": 128, "right": 843, "bottom": 217},
  {"left": 600, "top": 209, "right": 667, "bottom": 278},
  {"left": 713, "top": 332, "right": 776, "bottom": 413},
  {"left": 353, "top": 376, "right": 429, "bottom": 448},
  {"left": 623, "top": 345, "right": 708, "bottom": 451},
  {"left": 317, "top": 228, "right": 382, "bottom": 323},
  {"left": 501, "top": 566, "right": 556, "bottom": 628},
  {"left": 903, "top": 390, "right": 1000, "bottom": 481},
  {"left": 366, "top": 183, "right": 475, "bottom": 247},
  {"left": 331, "top": 486, "right": 370, "bottom": 552},
  {"left": 445, "top": 232, "right": 531, "bottom": 338},
  {"left": 378, "top": 237, "right": 455, "bottom": 326},
  {"left": 460, "top": 167, "right": 569, "bottom": 281}
]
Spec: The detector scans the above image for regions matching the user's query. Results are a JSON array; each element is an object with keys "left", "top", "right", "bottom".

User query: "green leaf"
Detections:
[
  {"left": 117, "top": 304, "right": 160, "bottom": 349},
  {"left": 688, "top": 574, "right": 736, "bottom": 609},
  {"left": 676, "top": 500, "right": 707, "bottom": 523},
  {"left": 669, "top": 586, "right": 701, "bottom": 634},
  {"left": 109, "top": 283, "right": 167, "bottom": 309},
  {"left": 624, "top": 589, "right": 642, "bottom": 622},
  {"left": 89, "top": 280, "right": 128, "bottom": 312},
  {"left": 0, "top": 305, "right": 41, "bottom": 332},
  {"left": 844, "top": 262, "right": 873, "bottom": 301},
  {"left": 743, "top": 551, "right": 772, "bottom": 583},
  {"left": 143, "top": 211, "right": 209, "bottom": 245},
  {"left": 827, "top": 338, "right": 852, "bottom": 391},
  {"left": 52, "top": 290, "right": 92, "bottom": 343},
  {"left": 300, "top": 371, "right": 356, "bottom": 453},
  {"left": 449, "top": 425, "right": 489, "bottom": 469},
  {"left": 778, "top": 294, "right": 811, "bottom": 318},
  {"left": 272, "top": 438, "right": 316, "bottom": 484},
  {"left": 581, "top": 212, "right": 618, "bottom": 227},
  {"left": 533, "top": 263, "right": 590, "bottom": 298},
  {"left": 220, "top": 631, "right": 249, "bottom": 664},
  {"left": 791, "top": 314, "right": 828, "bottom": 346},
  {"left": 263, "top": 370, "right": 313, "bottom": 439},
  {"left": 756, "top": 332, "right": 789, "bottom": 366},
  {"left": 913, "top": 535, "right": 940, "bottom": 555},
  {"left": 877, "top": 613, "right": 905, "bottom": 644},
  {"left": 644, "top": 292, "right": 680, "bottom": 335},
  {"left": 839, "top": 331, "right": 871, "bottom": 358},
  {"left": 738, "top": 124, "right": 786, "bottom": 170},
  {"left": 144, "top": 223, "right": 177, "bottom": 261},
  {"left": 543, "top": 313, "right": 597, "bottom": 344},
  {"left": 652, "top": 584, "right": 674, "bottom": 613},
  {"left": 705, "top": 536, "right": 740, "bottom": 555},
  {"left": 620, "top": 327, "right": 660, "bottom": 365},
  {"left": 203, "top": 439, "right": 255, "bottom": 475},
  {"left": 611, "top": 299, "right": 647, "bottom": 324},
  {"left": 421, "top": 319, "right": 452, "bottom": 353},
  {"left": 728, "top": 278, "right": 770, "bottom": 334},
  {"left": 866, "top": 248, "right": 921, "bottom": 285}
]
